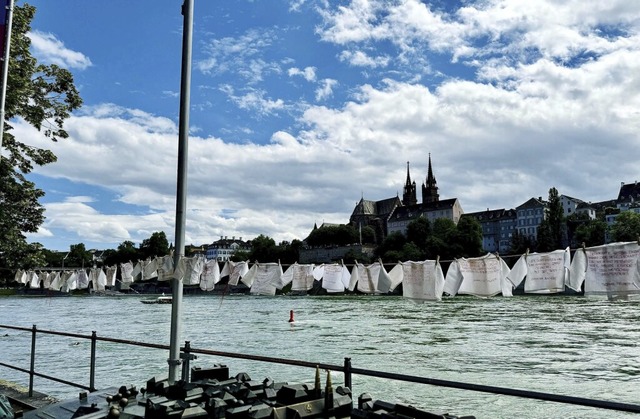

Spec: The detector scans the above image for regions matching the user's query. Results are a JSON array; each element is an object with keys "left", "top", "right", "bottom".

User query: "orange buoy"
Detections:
[{"left": 288, "top": 310, "right": 294, "bottom": 322}]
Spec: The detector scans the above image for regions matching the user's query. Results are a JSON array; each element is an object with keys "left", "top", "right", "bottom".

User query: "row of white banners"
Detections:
[{"left": 14, "top": 241, "right": 640, "bottom": 301}]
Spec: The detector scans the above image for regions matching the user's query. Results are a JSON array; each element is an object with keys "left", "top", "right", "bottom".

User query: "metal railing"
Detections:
[{"left": 1, "top": 324, "right": 640, "bottom": 414}]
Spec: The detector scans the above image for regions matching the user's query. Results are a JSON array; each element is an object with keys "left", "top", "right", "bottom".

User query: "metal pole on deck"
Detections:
[
  {"left": 0, "top": 0, "right": 15, "bottom": 155},
  {"left": 168, "top": 0, "right": 193, "bottom": 384}
]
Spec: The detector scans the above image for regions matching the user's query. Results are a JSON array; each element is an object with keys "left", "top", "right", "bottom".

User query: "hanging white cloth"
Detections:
[
  {"left": 443, "top": 253, "right": 512, "bottom": 297},
  {"left": 105, "top": 265, "right": 117, "bottom": 287},
  {"left": 48, "top": 272, "right": 62, "bottom": 290},
  {"left": 320, "top": 263, "right": 350, "bottom": 293},
  {"left": 42, "top": 272, "right": 53, "bottom": 289},
  {"left": 156, "top": 255, "right": 174, "bottom": 282},
  {"left": 182, "top": 256, "right": 205, "bottom": 286},
  {"left": 14, "top": 269, "right": 26, "bottom": 285},
  {"left": 65, "top": 271, "right": 78, "bottom": 291},
  {"left": 507, "top": 248, "right": 570, "bottom": 294},
  {"left": 89, "top": 267, "right": 107, "bottom": 292},
  {"left": 76, "top": 269, "right": 90, "bottom": 289},
  {"left": 221, "top": 260, "right": 250, "bottom": 286},
  {"left": 27, "top": 271, "right": 40, "bottom": 288},
  {"left": 399, "top": 260, "right": 446, "bottom": 302},
  {"left": 200, "top": 259, "right": 220, "bottom": 291},
  {"left": 377, "top": 263, "right": 403, "bottom": 294},
  {"left": 245, "top": 262, "right": 283, "bottom": 296},
  {"left": 131, "top": 261, "right": 143, "bottom": 282},
  {"left": 568, "top": 241, "right": 640, "bottom": 297},
  {"left": 349, "top": 262, "right": 382, "bottom": 294},
  {"left": 280, "top": 263, "right": 315, "bottom": 291},
  {"left": 120, "top": 262, "right": 134, "bottom": 284},
  {"left": 142, "top": 258, "right": 158, "bottom": 281}
]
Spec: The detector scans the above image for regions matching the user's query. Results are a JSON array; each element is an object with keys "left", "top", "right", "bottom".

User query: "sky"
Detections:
[{"left": 8, "top": 0, "right": 640, "bottom": 251}]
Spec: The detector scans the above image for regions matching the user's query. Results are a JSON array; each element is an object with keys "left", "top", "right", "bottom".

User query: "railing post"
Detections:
[
  {"left": 343, "top": 357, "right": 352, "bottom": 391},
  {"left": 180, "top": 341, "right": 196, "bottom": 383},
  {"left": 29, "top": 324, "right": 37, "bottom": 397},
  {"left": 90, "top": 331, "right": 97, "bottom": 392}
]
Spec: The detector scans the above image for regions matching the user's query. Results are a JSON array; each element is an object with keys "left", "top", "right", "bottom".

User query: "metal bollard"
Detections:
[
  {"left": 180, "top": 341, "right": 197, "bottom": 382},
  {"left": 29, "top": 324, "right": 36, "bottom": 397},
  {"left": 343, "top": 357, "right": 352, "bottom": 391},
  {"left": 90, "top": 331, "right": 97, "bottom": 392}
]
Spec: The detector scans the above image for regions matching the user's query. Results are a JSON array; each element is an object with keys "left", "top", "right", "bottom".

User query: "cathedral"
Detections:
[
  {"left": 401, "top": 154, "right": 440, "bottom": 206},
  {"left": 350, "top": 155, "right": 463, "bottom": 242}
]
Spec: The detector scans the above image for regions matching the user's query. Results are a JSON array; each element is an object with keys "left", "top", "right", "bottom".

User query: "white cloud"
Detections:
[
  {"left": 288, "top": 66, "right": 317, "bottom": 82},
  {"left": 339, "top": 50, "right": 390, "bottom": 67},
  {"left": 315, "top": 78, "right": 338, "bottom": 101},
  {"left": 196, "top": 29, "right": 281, "bottom": 84},
  {"left": 28, "top": 30, "right": 92, "bottom": 70}
]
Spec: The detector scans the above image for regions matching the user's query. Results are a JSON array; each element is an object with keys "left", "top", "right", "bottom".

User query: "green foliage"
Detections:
[
  {"left": 573, "top": 219, "right": 607, "bottom": 247},
  {"left": 610, "top": 211, "right": 640, "bottom": 242},
  {"left": 139, "top": 231, "right": 169, "bottom": 259},
  {"left": 537, "top": 187, "right": 564, "bottom": 251},
  {"left": 65, "top": 243, "right": 92, "bottom": 268},
  {"left": 375, "top": 231, "right": 406, "bottom": 262},
  {"left": 452, "top": 216, "right": 483, "bottom": 258},
  {"left": 0, "top": 3, "right": 82, "bottom": 274},
  {"left": 248, "top": 234, "right": 277, "bottom": 262},
  {"left": 509, "top": 229, "right": 535, "bottom": 255},
  {"left": 360, "top": 225, "right": 376, "bottom": 244},
  {"left": 405, "top": 217, "right": 430, "bottom": 254},
  {"left": 305, "top": 224, "right": 359, "bottom": 247},
  {"left": 376, "top": 216, "right": 482, "bottom": 262}
]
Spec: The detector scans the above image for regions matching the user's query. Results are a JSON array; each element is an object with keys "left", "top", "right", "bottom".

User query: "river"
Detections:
[{"left": 0, "top": 294, "right": 638, "bottom": 418}]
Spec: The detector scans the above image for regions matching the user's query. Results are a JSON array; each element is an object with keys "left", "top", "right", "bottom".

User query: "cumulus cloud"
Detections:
[{"left": 28, "top": 30, "right": 92, "bottom": 70}]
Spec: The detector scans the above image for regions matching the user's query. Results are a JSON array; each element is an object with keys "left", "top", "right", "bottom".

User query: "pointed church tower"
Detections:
[
  {"left": 402, "top": 161, "right": 417, "bottom": 205},
  {"left": 422, "top": 153, "right": 439, "bottom": 204}
]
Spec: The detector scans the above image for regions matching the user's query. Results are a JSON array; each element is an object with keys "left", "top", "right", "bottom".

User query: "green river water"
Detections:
[{"left": 0, "top": 294, "right": 639, "bottom": 418}]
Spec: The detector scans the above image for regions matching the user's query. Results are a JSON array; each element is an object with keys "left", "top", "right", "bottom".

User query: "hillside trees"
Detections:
[
  {"left": 376, "top": 216, "right": 483, "bottom": 262},
  {"left": 0, "top": 3, "right": 82, "bottom": 276},
  {"left": 609, "top": 211, "right": 640, "bottom": 242}
]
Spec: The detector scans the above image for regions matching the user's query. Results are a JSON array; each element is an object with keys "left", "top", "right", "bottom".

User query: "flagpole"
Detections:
[
  {"left": 168, "top": 0, "right": 193, "bottom": 383},
  {"left": 0, "top": 0, "right": 15, "bottom": 155}
]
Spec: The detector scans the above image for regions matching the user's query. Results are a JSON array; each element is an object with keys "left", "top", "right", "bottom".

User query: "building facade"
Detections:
[
  {"left": 462, "top": 208, "right": 516, "bottom": 253},
  {"left": 206, "top": 236, "right": 252, "bottom": 261},
  {"left": 516, "top": 197, "right": 547, "bottom": 240}
]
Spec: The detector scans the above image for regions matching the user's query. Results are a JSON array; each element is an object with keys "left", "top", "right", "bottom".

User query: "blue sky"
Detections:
[{"left": 11, "top": 0, "right": 640, "bottom": 251}]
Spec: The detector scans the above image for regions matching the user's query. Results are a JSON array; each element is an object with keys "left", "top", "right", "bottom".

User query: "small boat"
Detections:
[{"left": 140, "top": 294, "right": 172, "bottom": 304}]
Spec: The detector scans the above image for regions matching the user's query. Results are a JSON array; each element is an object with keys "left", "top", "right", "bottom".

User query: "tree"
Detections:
[
  {"left": 574, "top": 219, "right": 607, "bottom": 247},
  {"left": 248, "top": 234, "right": 277, "bottom": 262},
  {"left": 0, "top": 4, "right": 82, "bottom": 275},
  {"left": 139, "top": 231, "right": 170, "bottom": 259},
  {"left": 610, "top": 211, "right": 640, "bottom": 242},
  {"left": 375, "top": 231, "right": 406, "bottom": 262},
  {"left": 537, "top": 187, "right": 564, "bottom": 252},
  {"left": 305, "top": 224, "right": 358, "bottom": 247},
  {"left": 453, "top": 216, "right": 483, "bottom": 257},
  {"left": 103, "top": 240, "right": 139, "bottom": 266},
  {"left": 65, "top": 243, "right": 92, "bottom": 268},
  {"left": 405, "top": 217, "right": 430, "bottom": 256},
  {"left": 510, "top": 230, "right": 534, "bottom": 255}
]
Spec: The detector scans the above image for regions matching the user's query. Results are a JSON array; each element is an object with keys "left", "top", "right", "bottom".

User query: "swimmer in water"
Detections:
[{"left": 288, "top": 310, "right": 294, "bottom": 323}]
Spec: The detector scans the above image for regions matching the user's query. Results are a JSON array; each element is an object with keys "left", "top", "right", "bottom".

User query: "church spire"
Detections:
[
  {"left": 402, "top": 161, "right": 417, "bottom": 205},
  {"left": 422, "top": 153, "right": 439, "bottom": 204}
]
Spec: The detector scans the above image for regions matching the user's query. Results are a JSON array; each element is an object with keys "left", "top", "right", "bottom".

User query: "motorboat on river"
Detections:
[{"left": 140, "top": 294, "right": 172, "bottom": 304}]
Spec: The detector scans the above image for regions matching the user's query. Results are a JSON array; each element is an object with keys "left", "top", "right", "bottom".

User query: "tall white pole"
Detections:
[
  {"left": 168, "top": 0, "right": 193, "bottom": 383},
  {"left": 0, "top": 0, "right": 15, "bottom": 155}
]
